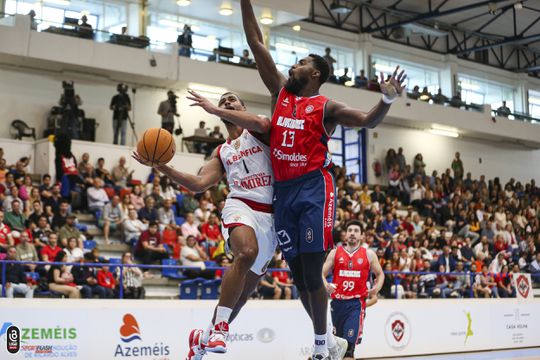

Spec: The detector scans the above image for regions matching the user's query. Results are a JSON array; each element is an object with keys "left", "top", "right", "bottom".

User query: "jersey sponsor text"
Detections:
[{"left": 276, "top": 116, "right": 305, "bottom": 130}]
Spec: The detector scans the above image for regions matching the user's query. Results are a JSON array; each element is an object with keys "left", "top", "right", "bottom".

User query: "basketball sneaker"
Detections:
[
  {"left": 204, "top": 321, "right": 229, "bottom": 353},
  {"left": 328, "top": 336, "right": 348, "bottom": 360},
  {"left": 186, "top": 329, "right": 206, "bottom": 360},
  {"left": 312, "top": 353, "right": 331, "bottom": 360}
]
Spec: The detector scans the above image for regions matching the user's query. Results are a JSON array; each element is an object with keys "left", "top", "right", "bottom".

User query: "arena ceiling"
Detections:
[{"left": 309, "top": 0, "right": 540, "bottom": 77}]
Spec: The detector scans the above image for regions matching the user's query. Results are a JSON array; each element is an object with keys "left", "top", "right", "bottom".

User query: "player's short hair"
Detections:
[
  {"left": 221, "top": 92, "right": 245, "bottom": 106},
  {"left": 345, "top": 220, "right": 363, "bottom": 233},
  {"left": 308, "top": 54, "right": 330, "bottom": 85}
]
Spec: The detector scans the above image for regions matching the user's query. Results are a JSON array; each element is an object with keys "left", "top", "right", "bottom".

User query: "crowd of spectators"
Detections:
[{"left": 0, "top": 144, "right": 538, "bottom": 300}]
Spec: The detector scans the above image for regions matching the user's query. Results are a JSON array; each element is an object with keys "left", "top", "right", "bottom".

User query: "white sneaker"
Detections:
[
  {"left": 312, "top": 353, "right": 331, "bottom": 360},
  {"left": 328, "top": 336, "right": 348, "bottom": 360}
]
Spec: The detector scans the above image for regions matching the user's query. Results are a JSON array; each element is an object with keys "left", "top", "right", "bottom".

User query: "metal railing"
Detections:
[{"left": 2, "top": 260, "right": 538, "bottom": 300}]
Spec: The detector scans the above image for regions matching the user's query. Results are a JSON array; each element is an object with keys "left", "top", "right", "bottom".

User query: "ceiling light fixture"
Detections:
[
  {"left": 219, "top": 5, "right": 233, "bottom": 16},
  {"left": 330, "top": 1, "right": 351, "bottom": 14},
  {"left": 428, "top": 128, "right": 459, "bottom": 138},
  {"left": 260, "top": 16, "right": 273, "bottom": 25},
  {"left": 292, "top": 25, "right": 301, "bottom": 32},
  {"left": 176, "top": 0, "right": 191, "bottom": 6},
  {"left": 514, "top": 1, "right": 523, "bottom": 10}
]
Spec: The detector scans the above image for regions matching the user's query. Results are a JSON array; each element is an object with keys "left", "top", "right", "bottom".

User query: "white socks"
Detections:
[
  {"left": 314, "top": 333, "right": 328, "bottom": 355},
  {"left": 215, "top": 306, "right": 233, "bottom": 325},
  {"left": 327, "top": 307, "right": 337, "bottom": 349}
]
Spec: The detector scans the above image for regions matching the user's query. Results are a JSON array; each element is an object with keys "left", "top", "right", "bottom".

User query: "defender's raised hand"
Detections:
[
  {"left": 379, "top": 66, "right": 407, "bottom": 102},
  {"left": 187, "top": 90, "right": 219, "bottom": 115}
]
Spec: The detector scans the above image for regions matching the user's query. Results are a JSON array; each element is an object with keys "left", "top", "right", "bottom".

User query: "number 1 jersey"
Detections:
[
  {"left": 270, "top": 88, "right": 332, "bottom": 182},
  {"left": 218, "top": 130, "right": 273, "bottom": 206}
]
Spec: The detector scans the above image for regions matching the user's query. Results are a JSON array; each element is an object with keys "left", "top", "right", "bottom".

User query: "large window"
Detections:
[
  {"left": 529, "top": 90, "right": 540, "bottom": 121},
  {"left": 458, "top": 75, "right": 516, "bottom": 111},
  {"left": 4, "top": 0, "right": 126, "bottom": 33},
  {"left": 371, "top": 55, "right": 440, "bottom": 93},
  {"left": 269, "top": 34, "right": 356, "bottom": 77}
]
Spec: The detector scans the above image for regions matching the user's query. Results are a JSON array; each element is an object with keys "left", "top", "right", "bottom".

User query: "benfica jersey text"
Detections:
[
  {"left": 270, "top": 88, "right": 332, "bottom": 182},
  {"left": 218, "top": 130, "right": 273, "bottom": 205}
]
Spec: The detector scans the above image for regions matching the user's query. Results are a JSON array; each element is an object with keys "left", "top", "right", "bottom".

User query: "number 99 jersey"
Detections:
[
  {"left": 270, "top": 88, "right": 332, "bottom": 182},
  {"left": 332, "top": 245, "right": 370, "bottom": 300}
]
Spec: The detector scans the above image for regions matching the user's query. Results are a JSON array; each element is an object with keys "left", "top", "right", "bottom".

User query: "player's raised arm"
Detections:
[
  {"left": 322, "top": 249, "right": 337, "bottom": 295},
  {"left": 367, "top": 249, "right": 385, "bottom": 297},
  {"left": 325, "top": 66, "right": 406, "bottom": 131},
  {"left": 187, "top": 90, "right": 271, "bottom": 134},
  {"left": 241, "top": 0, "right": 286, "bottom": 98},
  {"left": 132, "top": 148, "right": 224, "bottom": 193}
]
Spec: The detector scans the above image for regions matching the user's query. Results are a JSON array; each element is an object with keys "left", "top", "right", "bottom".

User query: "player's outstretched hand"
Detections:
[
  {"left": 131, "top": 151, "right": 153, "bottom": 167},
  {"left": 325, "top": 282, "right": 337, "bottom": 295},
  {"left": 187, "top": 90, "right": 219, "bottom": 115},
  {"left": 379, "top": 66, "right": 407, "bottom": 101}
]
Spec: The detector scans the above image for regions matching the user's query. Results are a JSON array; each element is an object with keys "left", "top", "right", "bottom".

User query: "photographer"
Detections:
[
  {"left": 110, "top": 83, "right": 132, "bottom": 145},
  {"left": 59, "top": 81, "right": 83, "bottom": 139},
  {"left": 157, "top": 90, "right": 180, "bottom": 134}
]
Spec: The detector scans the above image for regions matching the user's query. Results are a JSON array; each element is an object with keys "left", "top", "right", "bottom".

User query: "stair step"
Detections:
[
  {"left": 99, "top": 243, "right": 131, "bottom": 252},
  {"left": 143, "top": 277, "right": 182, "bottom": 286},
  {"left": 76, "top": 213, "right": 95, "bottom": 222}
]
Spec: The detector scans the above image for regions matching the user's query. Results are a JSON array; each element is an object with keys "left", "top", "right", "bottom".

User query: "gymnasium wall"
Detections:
[{"left": 0, "top": 298, "right": 538, "bottom": 359}]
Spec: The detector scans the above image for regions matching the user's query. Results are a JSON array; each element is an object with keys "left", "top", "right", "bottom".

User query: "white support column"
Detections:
[{"left": 441, "top": 55, "right": 458, "bottom": 97}]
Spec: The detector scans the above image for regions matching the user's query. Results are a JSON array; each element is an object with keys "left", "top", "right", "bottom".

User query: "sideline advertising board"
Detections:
[{"left": 0, "top": 298, "right": 538, "bottom": 359}]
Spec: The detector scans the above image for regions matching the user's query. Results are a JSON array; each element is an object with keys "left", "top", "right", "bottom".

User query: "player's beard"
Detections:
[{"left": 284, "top": 75, "right": 309, "bottom": 95}]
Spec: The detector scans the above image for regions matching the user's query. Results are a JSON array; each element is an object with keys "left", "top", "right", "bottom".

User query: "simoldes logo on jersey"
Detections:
[
  {"left": 226, "top": 146, "right": 263, "bottom": 165},
  {"left": 276, "top": 116, "right": 305, "bottom": 130},
  {"left": 272, "top": 148, "right": 307, "bottom": 162}
]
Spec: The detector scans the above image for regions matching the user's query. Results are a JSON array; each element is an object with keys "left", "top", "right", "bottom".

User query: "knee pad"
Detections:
[
  {"left": 301, "top": 252, "right": 325, "bottom": 292},
  {"left": 345, "top": 342, "right": 355, "bottom": 358}
]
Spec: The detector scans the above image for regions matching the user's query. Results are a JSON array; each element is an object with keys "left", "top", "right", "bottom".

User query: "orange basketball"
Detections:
[{"left": 137, "top": 128, "right": 176, "bottom": 166}]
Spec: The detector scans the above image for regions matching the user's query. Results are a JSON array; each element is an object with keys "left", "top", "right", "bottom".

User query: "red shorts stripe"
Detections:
[
  {"left": 321, "top": 168, "right": 335, "bottom": 251},
  {"left": 356, "top": 298, "right": 366, "bottom": 344},
  {"left": 222, "top": 222, "right": 247, "bottom": 229},
  {"left": 231, "top": 197, "right": 273, "bottom": 213}
]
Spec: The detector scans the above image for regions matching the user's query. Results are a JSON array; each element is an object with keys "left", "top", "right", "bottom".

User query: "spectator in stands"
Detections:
[
  {"left": 135, "top": 222, "right": 168, "bottom": 264},
  {"left": 47, "top": 251, "right": 80, "bottom": 298},
  {"left": 209, "top": 125, "right": 224, "bottom": 140},
  {"left": 3, "top": 187, "right": 23, "bottom": 213},
  {"left": 339, "top": 67, "right": 351, "bottom": 85},
  {"left": 201, "top": 213, "right": 224, "bottom": 247},
  {"left": 119, "top": 194, "right": 132, "bottom": 219},
  {"left": 97, "top": 260, "right": 117, "bottom": 298},
  {"left": 87, "top": 177, "right": 109, "bottom": 213},
  {"left": 177, "top": 24, "right": 193, "bottom": 57},
  {"left": 450, "top": 92, "right": 463, "bottom": 108},
  {"left": 158, "top": 199, "right": 176, "bottom": 231},
  {"left": 451, "top": 152, "right": 464, "bottom": 180},
  {"left": 130, "top": 184, "right": 145, "bottom": 211},
  {"left": 28, "top": 10, "right": 37, "bottom": 30},
  {"left": 138, "top": 196, "right": 158, "bottom": 225},
  {"left": 432, "top": 88, "right": 448, "bottom": 105},
  {"left": 120, "top": 252, "right": 145, "bottom": 299},
  {"left": 474, "top": 265, "right": 497, "bottom": 298},
  {"left": 323, "top": 47, "right": 337, "bottom": 81},
  {"left": 437, "top": 245, "right": 457, "bottom": 272},
  {"left": 79, "top": 15, "right": 93, "bottom": 32},
  {"left": 382, "top": 213, "right": 400, "bottom": 235},
  {"left": 32, "top": 216, "right": 50, "bottom": 252},
  {"left": 419, "top": 87, "right": 431, "bottom": 102},
  {"left": 529, "top": 253, "right": 540, "bottom": 283},
  {"left": 395, "top": 147, "right": 407, "bottom": 172},
  {"left": 259, "top": 271, "right": 285, "bottom": 300},
  {"left": 409, "top": 85, "right": 421, "bottom": 100},
  {"left": 40, "top": 233, "right": 61, "bottom": 263},
  {"left": 239, "top": 49, "right": 254, "bottom": 66},
  {"left": 194, "top": 199, "right": 211, "bottom": 225},
  {"left": 52, "top": 200, "right": 70, "bottom": 231},
  {"left": 72, "top": 252, "right": 107, "bottom": 298},
  {"left": 181, "top": 192, "right": 199, "bottom": 215},
  {"left": 43, "top": 183, "right": 61, "bottom": 214},
  {"left": 4, "top": 246, "right": 35, "bottom": 298},
  {"left": 5, "top": 199, "right": 26, "bottom": 234},
  {"left": 58, "top": 215, "right": 84, "bottom": 248},
  {"left": 100, "top": 195, "right": 122, "bottom": 244},
  {"left": 355, "top": 69, "right": 368, "bottom": 88},
  {"left": 413, "top": 153, "right": 426, "bottom": 177},
  {"left": 123, "top": 208, "right": 146, "bottom": 245},
  {"left": 64, "top": 237, "right": 84, "bottom": 263},
  {"left": 94, "top": 158, "right": 114, "bottom": 185},
  {"left": 180, "top": 235, "right": 213, "bottom": 279},
  {"left": 16, "top": 231, "right": 38, "bottom": 271},
  {"left": 77, "top": 153, "right": 91, "bottom": 175},
  {"left": 111, "top": 157, "right": 133, "bottom": 188},
  {"left": 370, "top": 185, "right": 386, "bottom": 205},
  {"left": 159, "top": 176, "right": 177, "bottom": 203},
  {"left": 0, "top": 210, "right": 14, "bottom": 253},
  {"left": 496, "top": 101, "right": 511, "bottom": 117},
  {"left": 181, "top": 212, "right": 202, "bottom": 241},
  {"left": 145, "top": 176, "right": 160, "bottom": 197},
  {"left": 496, "top": 264, "right": 515, "bottom": 298}
]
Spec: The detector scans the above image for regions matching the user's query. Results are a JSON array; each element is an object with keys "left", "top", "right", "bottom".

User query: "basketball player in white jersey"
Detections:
[{"left": 133, "top": 92, "right": 277, "bottom": 360}]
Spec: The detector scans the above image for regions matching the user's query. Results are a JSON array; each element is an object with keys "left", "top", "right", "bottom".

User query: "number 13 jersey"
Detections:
[
  {"left": 218, "top": 130, "right": 273, "bottom": 206},
  {"left": 270, "top": 88, "right": 332, "bottom": 182}
]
